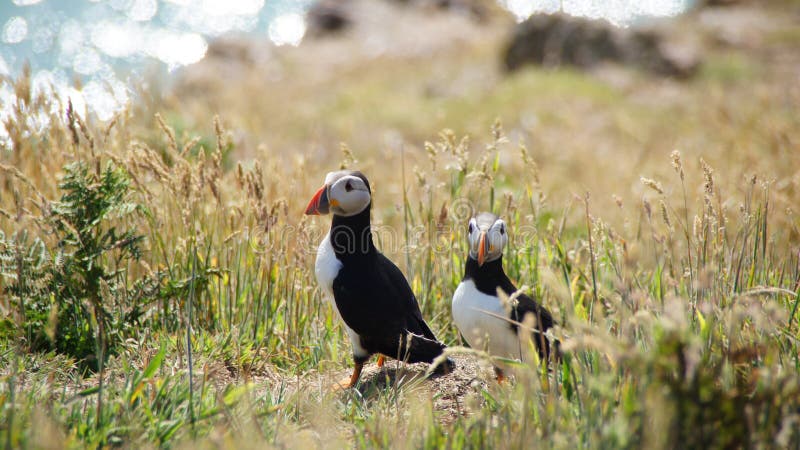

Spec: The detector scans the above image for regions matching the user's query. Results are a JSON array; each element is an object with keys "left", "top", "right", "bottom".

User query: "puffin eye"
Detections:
[
  {"left": 468, "top": 223, "right": 474, "bottom": 233},
  {"left": 345, "top": 181, "right": 353, "bottom": 192},
  {"left": 499, "top": 224, "right": 505, "bottom": 235}
]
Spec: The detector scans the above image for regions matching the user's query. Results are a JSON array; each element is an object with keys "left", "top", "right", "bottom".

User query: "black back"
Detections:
[
  {"left": 463, "top": 256, "right": 556, "bottom": 360},
  {"left": 329, "top": 198, "right": 445, "bottom": 363}
]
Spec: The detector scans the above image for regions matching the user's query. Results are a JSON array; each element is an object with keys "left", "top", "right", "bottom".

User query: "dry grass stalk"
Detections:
[
  {"left": 660, "top": 200, "right": 672, "bottom": 230},
  {"left": 340, "top": 142, "right": 357, "bottom": 169},
  {"left": 640, "top": 177, "right": 664, "bottom": 195},
  {"left": 671, "top": 150, "right": 684, "bottom": 181},
  {"left": 155, "top": 113, "right": 179, "bottom": 156}
]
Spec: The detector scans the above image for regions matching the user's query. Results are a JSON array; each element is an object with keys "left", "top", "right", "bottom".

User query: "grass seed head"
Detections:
[
  {"left": 660, "top": 200, "right": 672, "bottom": 230},
  {"left": 643, "top": 198, "right": 652, "bottom": 220},
  {"left": 671, "top": 150, "right": 684, "bottom": 180},
  {"left": 701, "top": 157, "right": 714, "bottom": 196},
  {"left": 640, "top": 177, "right": 664, "bottom": 195},
  {"left": 155, "top": 112, "right": 178, "bottom": 156},
  {"left": 339, "top": 142, "right": 357, "bottom": 169}
]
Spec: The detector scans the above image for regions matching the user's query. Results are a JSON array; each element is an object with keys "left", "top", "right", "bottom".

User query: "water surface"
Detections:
[{"left": 0, "top": 0, "right": 692, "bottom": 144}]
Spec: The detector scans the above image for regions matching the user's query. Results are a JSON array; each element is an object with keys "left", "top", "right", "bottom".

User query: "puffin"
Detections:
[
  {"left": 305, "top": 170, "right": 454, "bottom": 388},
  {"left": 451, "top": 212, "right": 557, "bottom": 380}
]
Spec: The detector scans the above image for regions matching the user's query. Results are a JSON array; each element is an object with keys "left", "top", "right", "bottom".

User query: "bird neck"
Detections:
[
  {"left": 464, "top": 256, "right": 516, "bottom": 297},
  {"left": 329, "top": 204, "right": 375, "bottom": 259}
]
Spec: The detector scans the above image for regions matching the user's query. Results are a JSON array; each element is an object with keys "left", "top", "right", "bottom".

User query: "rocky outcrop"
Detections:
[
  {"left": 305, "top": 0, "right": 490, "bottom": 38},
  {"left": 699, "top": 0, "right": 752, "bottom": 6},
  {"left": 306, "top": 0, "right": 352, "bottom": 37},
  {"left": 503, "top": 14, "right": 702, "bottom": 78}
]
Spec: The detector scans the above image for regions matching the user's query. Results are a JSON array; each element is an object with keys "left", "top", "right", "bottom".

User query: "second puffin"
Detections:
[
  {"left": 306, "top": 170, "right": 454, "bottom": 388},
  {"left": 452, "top": 212, "right": 557, "bottom": 379}
]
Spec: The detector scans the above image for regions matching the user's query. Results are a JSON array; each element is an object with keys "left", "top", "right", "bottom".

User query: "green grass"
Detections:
[{"left": 699, "top": 51, "right": 759, "bottom": 84}]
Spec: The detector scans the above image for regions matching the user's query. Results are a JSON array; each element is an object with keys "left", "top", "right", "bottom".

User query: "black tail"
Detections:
[
  {"left": 532, "top": 312, "right": 562, "bottom": 365},
  {"left": 395, "top": 333, "right": 454, "bottom": 374},
  {"left": 538, "top": 333, "right": 562, "bottom": 365}
]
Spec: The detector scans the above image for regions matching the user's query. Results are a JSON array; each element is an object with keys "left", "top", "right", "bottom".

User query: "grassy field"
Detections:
[{"left": 2, "top": 3, "right": 800, "bottom": 449}]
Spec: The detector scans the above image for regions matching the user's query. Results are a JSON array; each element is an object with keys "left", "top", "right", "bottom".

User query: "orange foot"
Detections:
[
  {"left": 332, "top": 361, "right": 364, "bottom": 391},
  {"left": 332, "top": 377, "right": 356, "bottom": 391},
  {"left": 494, "top": 367, "right": 506, "bottom": 384},
  {"left": 376, "top": 355, "right": 385, "bottom": 368}
]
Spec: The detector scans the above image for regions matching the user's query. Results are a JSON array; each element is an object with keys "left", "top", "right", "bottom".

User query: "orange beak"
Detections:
[
  {"left": 304, "top": 185, "right": 329, "bottom": 215},
  {"left": 477, "top": 231, "right": 487, "bottom": 266}
]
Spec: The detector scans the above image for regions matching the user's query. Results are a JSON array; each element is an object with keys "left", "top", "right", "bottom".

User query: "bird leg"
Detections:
[
  {"left": 494, "top": 366, "right": 506, "bottom": 384},
  {"left": 334, "top": 359, "right": 365, "bottom": 390},
  {"left": 376, "top": 355, "right": 385, "bottom": 368}
]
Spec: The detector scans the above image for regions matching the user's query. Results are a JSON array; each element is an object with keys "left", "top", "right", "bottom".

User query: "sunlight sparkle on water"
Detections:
[
  {"left": 73, "top": 47, "right": 105, "bottom": 75},
  {"left": 91, "top": 21, "right": 141, "bottom": 58},
  {"left": 167, "top": 0, "right": 265, "bottom": 35},
  {"left": 3, "top": 16, "right": 28, "bottom": 44},
  {"left": 81, "top": 77, "right": 130, "bottom": 121},
  {"left": 0, "top": 0, "right": 318, "bottom": 148},
  {"left": 500, "top": 0, "right": 691, "bottom": 25},
  {"left": 87, "top": 19, "right": 210, "bottom": 69},
  {"left": 127, "top": 0, "right": 158, "bottom": 22},
  {"left": 269, "top": 13, "right": 306, "bottom": 46},
  {"left": 146, "top": 29, "right": 208, "bottom": 70}
]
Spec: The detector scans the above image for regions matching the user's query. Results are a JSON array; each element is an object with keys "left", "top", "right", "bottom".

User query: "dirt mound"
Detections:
[{"left": 327, "top": 354, "right": 495, "bottom": 423}]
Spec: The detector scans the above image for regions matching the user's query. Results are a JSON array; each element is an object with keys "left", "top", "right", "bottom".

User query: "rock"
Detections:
[
  {"left": 305, "top": 0, "right": 489, "bottom": 39},
  {"left": 503, "top": 13, "right": 702, "bottom": 79},
  {"left": 390, "top": 0, "right": 489, "bottom": 22},
  {"left": 696, "top": 6, "right": 776, "bottom": 49},
  {"left": 206, "top": 37, "right": 256, "bottom": 64},
  {"left": 306, "top": 0, "right": 353, "bottom": 37},
  {"left": 699, "top": 0, "right": 751, "bottom": 6}
]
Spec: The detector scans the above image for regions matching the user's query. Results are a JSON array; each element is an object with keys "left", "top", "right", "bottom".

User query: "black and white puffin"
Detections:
[
  {"left": 452, "top": 212, "right": 556, "bottom": 380},
  {"left": 305, "top": 170, "right": 454, "bottom": 388}
]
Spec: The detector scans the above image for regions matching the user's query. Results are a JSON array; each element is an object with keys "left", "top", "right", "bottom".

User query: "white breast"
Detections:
[
  {"left": 315, "top": 232, "right": 342, "bottom": 303},
  {"left": 314, "top": 232, "right": 368, "bottom": 358},
  {"left": 452, "top": 280, "right": 525, "bottom": 361}
]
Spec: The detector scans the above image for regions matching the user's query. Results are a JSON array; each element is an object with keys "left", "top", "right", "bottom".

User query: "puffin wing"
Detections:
[
  {"left": 375, "top": 253, "right": 439, "bottom": 341},
  {"left": 511, "top": 291, "right": 555, "bottom": 358},
  {"left": 512, "top": 293, "right": 554, "bottom": 330},
  {"left": 331, "top": 253, "right": 439, "bottom": 342}
]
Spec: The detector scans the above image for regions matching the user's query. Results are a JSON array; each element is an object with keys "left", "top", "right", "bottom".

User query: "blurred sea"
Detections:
[{"left": 0, "top": 0, "right": 692, "bottom": 141}]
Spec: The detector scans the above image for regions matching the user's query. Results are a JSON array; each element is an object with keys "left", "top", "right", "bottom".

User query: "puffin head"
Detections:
[
  {"left": 304, "top": 170, "right": 371, "bottom": 217},
  {"left": 467, "top": 212, "right": 507, "bottom": 266}
]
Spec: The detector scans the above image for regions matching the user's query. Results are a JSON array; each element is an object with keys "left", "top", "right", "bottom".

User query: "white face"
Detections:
[
  {"left": 468, "top": 213, "right": 507, "bottom": 265},
  {"left": 327, "top": 174, "right": 371, "bottom": 217}
]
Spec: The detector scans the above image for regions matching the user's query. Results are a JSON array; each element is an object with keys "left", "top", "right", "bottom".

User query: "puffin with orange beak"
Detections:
[
  {"left": 452, "top": 212, "right": 557, "bottom": 380},
  {"left": 306, "top": 170, "right": 454, "bottom": 389}
]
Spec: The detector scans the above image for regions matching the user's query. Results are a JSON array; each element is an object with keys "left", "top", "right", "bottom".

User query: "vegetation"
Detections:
[{"left": 1, "top": 5, "right": 799, "bottom": 448}]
